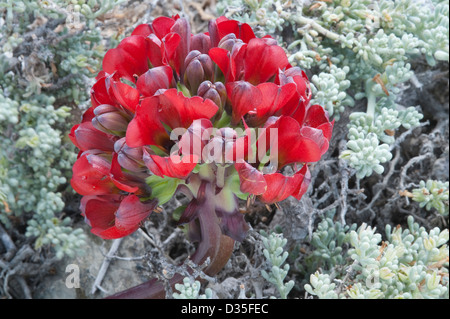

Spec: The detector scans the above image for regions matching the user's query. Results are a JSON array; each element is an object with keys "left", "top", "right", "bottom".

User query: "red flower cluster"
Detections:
[{"left": 70, "top": 15, "right": 333, "bottom": 242}]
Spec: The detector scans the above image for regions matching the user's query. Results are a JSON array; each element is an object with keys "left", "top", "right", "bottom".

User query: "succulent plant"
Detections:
[{"left": 69, "top": 14, "right": 333, "bottom": 298}]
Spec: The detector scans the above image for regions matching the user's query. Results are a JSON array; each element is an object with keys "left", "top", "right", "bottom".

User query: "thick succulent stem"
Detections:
[
  {"left": 365, "top": 79, "right": 377, "bottom": 121},
  {"left": 190, "top": 181, "right": 235, "bottom": 274},
  {"left": 105, "top": 181, "right": 234, "bottom": 299}
]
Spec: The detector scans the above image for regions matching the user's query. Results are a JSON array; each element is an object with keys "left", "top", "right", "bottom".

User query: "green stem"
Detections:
[
  {"left": 216, "top": 164, "right": 226, "bottom": 189},
  {"left": 189, "top": 182, "right": 234, "bottom": 272},
  {"left": 365, "top": 79, "right": 377, "bottom": 121},
  {"left": 293, "top": 15, "right": 340, "bottom": 41},
  {"left": 214, "top": 111, "right": 231, "bottom": 128}
]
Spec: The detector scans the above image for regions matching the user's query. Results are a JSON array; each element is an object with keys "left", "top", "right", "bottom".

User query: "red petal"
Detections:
[
  {"left": 248, "top": 82, "right": 297, "bottom": 126},
  {"left": 143, "top": 150, "right": 198, "bottom": 179},
  {"left": 229, "top": 42, "right": 247, "bottom": 82},
  {"left": 278, "top": 117, "right": 323, "bottom": 167},
  {"left": 131, "top": 23, "right": 153, "bottom": 37},
  {"left": 170, "top": 17, "right": 191, "bottom": 74},
  {"left": 209, "top": 47, "right": 233, "bottom": 82},
  {"left": 235, "top": 162, "right": 267, "bottom": 195},
  {"left": 303, "top": 104, "right": 330, "bottom": 128},
  {"left": 126, "top": 90, "right": 218, "bottom": 148},
  {"left": 102, "top": 36, "right": 150, "bottom": 82},
  {"left": 114, "top": 195, "right": 156, "bottom": 231},
  {"left": 317, "top": 119, "right": 334, "bottom": 142},
  {"left": 226, "top": 81, "right": 262, "bottom": 126},
  {"left": 161, "top": 32, "right": 182, "bottom": 71},
  {"left": 91, "top": 76, "right": 115, "bottom": 107},
  {"left": 156, "top": 89, "right": 218, "bottom": 128},
  {"left": 259, "top": 166, "right": 307, "bottom": 204},
  {"left": 70, "top": 121, "right": 117, "bottom": 152},
  {"left": 289, "top": 99, "right": 307, "bottom": 125},
  {"left": 136, "top": 65, "right": 173, "bottom": 97},
  {"left": 304, "top": 105, "right": 334, "bottom": 140},
  {"left": 126, "top": 96, "right": 169, "bottom": 148},
  {"left": 292, "top": 165, "right": 311, "bottom": 200},
  {"left": 244, "top": 38, "right": 289, "bottom": 85},
  {"left": 267, "top": 116, "right": 324, "bottom": 168},
  {"left": 110, "top": 153, "right": 140, "bottom": 193},
  {"left": 109, "top": 80, "right": 140, "bottom": 112},
  {"left": 147, "top": 34, "right": 165, "bottom": 68},
  {"left": 68, "top": 124, "right": 81, "bottom": 150},
  {"left": 152, "top": 16, "right": 176, "bottom": 39},
  {"left": 80, "top": 106, "right": 96, "bottom": 122},
  {"left": 95, "top": 71, "right": 107, "bottom": 81},
  {"left": 281, "top": 67, "right": 312, "bottom": 104},
  {"left": 71, "top": 154, "right": 118, "bottom": 195},
  {"left": 226, "top": 131, "right": 252, "bottom": 163},
  {"left": 81, "top": 194, "right": 155, "bottom": 239},
  {"left": 80, "top": 194, "right": 122, "bottom": 234},
  {"left": 217, "top": 19, "right": 256, "bottom": 43},
  {"left": 300, "top": 126, "right": 330, "bottom": 157}
]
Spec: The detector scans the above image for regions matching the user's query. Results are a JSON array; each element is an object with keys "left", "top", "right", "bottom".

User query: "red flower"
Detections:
[
  {"left": 71, "top": 152, "right": 145, "bottom": 196},
  {"left": 71, "top": 153, "right": 120, "bottom": 196},
  {"left": 80, "top": 194, "right": 156, "bottom": 240},
  {"left": 143, "top": 150, "right": 199, "bottom": 179},
  {"left": 68, "top": 107, "right": 118, "bottom": 153},
  {"left": 102, "top": 35, "right": 153, "bottom": 82},
  {"left": 70, "top": 15, "right": 334, "bottom": 244},
  {"left": 208, "top": 16, "right": 256, "bottom": 47},
  {"left": 130, "top": 15, "right": 190, "bottom": 75},
  {"left": 90, "top": 74, "right": 140, "bottom": 113},
  {"left": 210, "top": 37, "right": 289, "bottom": 85},
  {"left": 136, "top": 65, "right": 174, "bottom": 97},
  {"left": 226, "top": 81, "right": 262, "bottom": 126},
  {"left": 233, "top": 111, "right": 332, "bottom": 204},
  {"left": 126, "top": 89, "right": 218, "bottom": 149}
]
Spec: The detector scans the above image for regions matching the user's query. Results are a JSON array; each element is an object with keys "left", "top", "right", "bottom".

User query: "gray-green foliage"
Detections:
[
  {"left": 0, "top": 0, "right": 123, "bottom": 258},
  {"left": 173, "top": 277, "right": 213, "bottom": 299},
  {"left": 299, "top": 213, "right": 356, "bottom": 273},
  {"left": 216, "top": 0, "right": 448, "bottom": 179},
  {"left": 260, "top": 230, "right": 295, "bottom": 299},
  {"left": 412, "top": 180, "right": 449, "bottom": 216},
  {"left": 304, "top": 215, "right": 449, "bottom": 299}
]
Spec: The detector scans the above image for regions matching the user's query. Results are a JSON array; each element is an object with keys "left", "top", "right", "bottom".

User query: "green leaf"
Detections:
[
  {"left": 227, "top": 172, "right": 249, "bottom": 200},
  {"left": 172, "top": 204, "right": 187, "bottom": 222},
  {"left": 146, "top": 175, "right": 182, "bottom": 205}
]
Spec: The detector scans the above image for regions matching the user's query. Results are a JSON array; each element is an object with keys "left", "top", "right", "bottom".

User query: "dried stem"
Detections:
[{"left": 91, "top": 238, "right": 123, "bottom": 295}]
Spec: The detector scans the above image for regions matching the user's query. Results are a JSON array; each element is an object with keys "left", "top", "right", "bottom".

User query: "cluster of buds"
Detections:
[{"left": 69, "top": 15, "right": 334, "bottom": 283}]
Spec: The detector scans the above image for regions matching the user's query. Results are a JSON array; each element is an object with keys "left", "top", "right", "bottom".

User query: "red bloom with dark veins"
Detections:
[
  {"left": 69, "top": 15, "right": 334, "bottom": 299},
  {"left": 80, "top": 194, "right": 157, "bottom": 240}
]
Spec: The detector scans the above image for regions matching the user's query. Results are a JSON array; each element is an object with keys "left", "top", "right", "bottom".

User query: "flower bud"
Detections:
[
  {"left": 202, "top": 127, "right": 238, "bottom": 164},
  {"left": 190, "top": 33, "right": 211, "bottom": 55},
  {"left": 92, "top": 104, "right": 131, "bottom": 136},
  {"left": 136, "top": 65, "right": 174, "bottom": 97},
  {"left": 218, "top": 33, "right": 246, "bottom": 54},
  {"left": 114, "top": 137, "right": 147, "bottom": 172},
  {"left": 184, "top": 50, "right": 215, "bottom": 94},
  {"left": 197, "top": 81, "right": 227, "bottom": 108}
]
